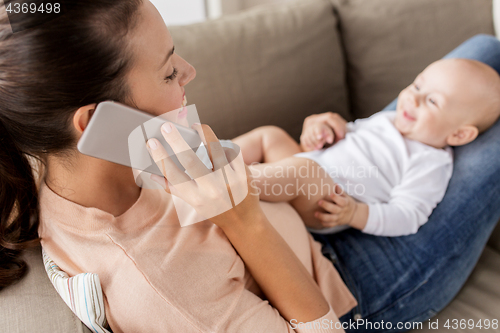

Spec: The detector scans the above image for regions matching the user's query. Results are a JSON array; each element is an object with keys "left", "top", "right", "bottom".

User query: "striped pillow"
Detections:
[{"left": 42, "top": 247, "right": 111, "bottom": 333}]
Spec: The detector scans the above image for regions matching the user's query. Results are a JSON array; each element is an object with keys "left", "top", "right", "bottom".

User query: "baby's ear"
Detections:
[{"left": 446, "top": 125, "right": 479, "bottom": 146}]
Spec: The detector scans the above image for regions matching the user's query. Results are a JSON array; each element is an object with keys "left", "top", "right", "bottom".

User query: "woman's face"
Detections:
[{"left": 125, "top": 0, "right": 196, "bottom": 127}]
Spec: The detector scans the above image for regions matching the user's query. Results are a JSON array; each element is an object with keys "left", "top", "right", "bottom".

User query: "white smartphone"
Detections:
[{"left": 77, "top": 101, "right": 202, "bottom": 177}]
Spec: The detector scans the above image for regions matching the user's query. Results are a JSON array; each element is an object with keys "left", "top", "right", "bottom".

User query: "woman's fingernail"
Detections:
[
  {"left": 162, "top": 122, "right": 172, "bottom": 134},
  {"left": 318, "top": 200, "right": 323, "bottom": 206},
  {"left": 148, "top": 139, "right": 158, "bottom": 150}
]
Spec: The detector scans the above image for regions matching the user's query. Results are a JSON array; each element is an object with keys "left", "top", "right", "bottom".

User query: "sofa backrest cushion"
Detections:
[
  {"left": 334, "top": 0, "right": 495, "bottom": 119},
  {"left": 170, "top": 0, "right": 350, "bottom": 141}
]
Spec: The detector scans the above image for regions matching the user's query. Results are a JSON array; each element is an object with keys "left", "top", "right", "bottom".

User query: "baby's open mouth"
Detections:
[{"left": 403, "top": 110, "right": 416, "bottom": 121}]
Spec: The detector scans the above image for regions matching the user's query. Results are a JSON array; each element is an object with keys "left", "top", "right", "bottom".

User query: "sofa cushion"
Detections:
[
  {"left": 169, "top": 0, "right": 350, "bottom": 141},
  {"left": 0, "top": 245, "right": 91, "bottom": 333},
  {"left": 333, "top": 0, "right": 495, "bottom": 119},
  {"left": 408, "top": 246, "right": 500, "bottom": 333}
]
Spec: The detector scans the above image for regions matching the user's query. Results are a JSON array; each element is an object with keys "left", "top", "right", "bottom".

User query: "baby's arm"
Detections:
[
  {"left": 349, "top": 152, "right": 452, "bottom": 236},
  {"left": 300, "top": 112, "right": 348, "bottom": 151},
  {"left": 231, "top": 112, "right": 348, "bottom": 164}
]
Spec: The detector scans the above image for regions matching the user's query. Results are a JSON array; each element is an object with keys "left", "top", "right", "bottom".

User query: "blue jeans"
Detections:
[{"left": 312, "top": 34, "right": 500, "bottom": 332}]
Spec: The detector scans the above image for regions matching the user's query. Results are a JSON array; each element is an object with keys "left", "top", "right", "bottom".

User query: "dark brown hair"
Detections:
[{"left": 0, "top": 0, "right": 143, "bottom": 290}]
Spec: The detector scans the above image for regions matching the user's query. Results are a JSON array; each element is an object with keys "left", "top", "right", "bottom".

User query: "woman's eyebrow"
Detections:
[{"left": 158, "top": 46, "right": 175, "bottom": 70}]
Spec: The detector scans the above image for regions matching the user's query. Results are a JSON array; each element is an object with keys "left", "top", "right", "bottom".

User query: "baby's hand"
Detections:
[
  {"left": 315, "top": 185, "right": 357, "bottom": 227},
  {"left": 300, "top": 112, "right": 348, "bottom": 152},
  {"left": 300, "top": 122, "right": 334, "bottom": 151}
]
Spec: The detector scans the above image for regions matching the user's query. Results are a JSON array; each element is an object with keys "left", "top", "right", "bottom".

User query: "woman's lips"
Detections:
[{"left": 178, "top": 95, "right": 188, "bottom": 118}]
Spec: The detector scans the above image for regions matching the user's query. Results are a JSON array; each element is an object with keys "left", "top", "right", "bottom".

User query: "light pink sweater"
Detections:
[{"left": 38, "top": 180, "right": 357, "bottom": 332}]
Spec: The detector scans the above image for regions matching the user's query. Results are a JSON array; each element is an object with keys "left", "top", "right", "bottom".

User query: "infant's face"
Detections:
[{"left": 394, "top": 60, "right": 485, "bottom": 148}]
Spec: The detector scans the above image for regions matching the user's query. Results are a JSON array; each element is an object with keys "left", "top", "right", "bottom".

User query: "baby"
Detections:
[{"left": 233, "top": 58, "right": 500, "bottom": 236}]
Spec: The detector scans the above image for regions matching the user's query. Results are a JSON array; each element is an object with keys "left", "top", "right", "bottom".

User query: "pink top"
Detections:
[{"left": 38, "top": 180, "right": 357, "bottom": 332}]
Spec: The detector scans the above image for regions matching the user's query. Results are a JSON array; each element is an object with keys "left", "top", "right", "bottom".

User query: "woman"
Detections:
[
  {"left": 1, "top": 1, "right": 499, "bottom": 333},
  {"left": 0, "top": 1, "right": 354, "bottom": 332}
]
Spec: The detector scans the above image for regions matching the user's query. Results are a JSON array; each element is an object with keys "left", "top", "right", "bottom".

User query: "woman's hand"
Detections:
[
  {"left": 146, "top": 122, "right": 262, "bottom": 231},
  {"left": 300, "top": 112, "right": 348, "bottom": 152}
]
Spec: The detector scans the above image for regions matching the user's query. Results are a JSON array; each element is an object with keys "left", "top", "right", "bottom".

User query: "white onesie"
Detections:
[{"left": 295, "top": 110, "right": 454, "bottom": 237}]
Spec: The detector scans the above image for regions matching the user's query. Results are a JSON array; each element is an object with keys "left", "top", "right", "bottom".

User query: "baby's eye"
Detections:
[
  {"left": 429, "top": 98, "right": 437, "bottom": 106},
  {"left": 413, "top": 83, "right": 420, "bottom": 91}
]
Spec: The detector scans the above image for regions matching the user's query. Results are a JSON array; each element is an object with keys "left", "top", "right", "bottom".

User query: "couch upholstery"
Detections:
[
  {"left": 332, "top": 0, "right": 494, "bottom": 119},
  {"left": 0, "top": 246, "right": 92, "bottom": 333},
  {"left": 170, "top": 0, "right": 351, "bottom": 141},
  {"left": 1, "top": 0, "right": 498, "bottom": 331}
]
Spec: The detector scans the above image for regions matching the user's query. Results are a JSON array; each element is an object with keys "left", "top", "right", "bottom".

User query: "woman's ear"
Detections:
[
  {"left": 446, "top": 125, "right": 479, "bottom": 146},
  {"left": 73, "top": 103, "right": 97, "bottom": 134}
]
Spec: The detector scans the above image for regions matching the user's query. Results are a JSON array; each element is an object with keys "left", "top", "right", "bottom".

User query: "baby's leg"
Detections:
[
  {"left": 249, "top": 157, "right": 335, "bottom": 229},
  {"left": 232, "top": 126, "right": 302, "bottom": 164}
]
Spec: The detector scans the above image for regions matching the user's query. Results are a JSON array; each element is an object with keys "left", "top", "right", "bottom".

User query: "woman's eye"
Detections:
[{"left": 164, "top": 67, "right": 178, "bottom": 83}]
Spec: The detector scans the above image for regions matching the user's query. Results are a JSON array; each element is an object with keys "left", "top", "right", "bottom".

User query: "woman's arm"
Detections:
[
  {"left": 147, "top": 123, "right": 332, "bottom": 324},
  {"left": 221, "top": 203, "right": 330, "bottom": 323}
]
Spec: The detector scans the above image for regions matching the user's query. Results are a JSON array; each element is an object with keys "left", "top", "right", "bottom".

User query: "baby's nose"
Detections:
[{"left": 408, "top": 93, "right": 420, "bottom": 107}]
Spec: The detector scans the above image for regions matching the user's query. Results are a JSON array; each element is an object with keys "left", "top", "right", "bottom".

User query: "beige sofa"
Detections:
[{"left": 1, "top": 0, "right": 499, "bottom": 332}]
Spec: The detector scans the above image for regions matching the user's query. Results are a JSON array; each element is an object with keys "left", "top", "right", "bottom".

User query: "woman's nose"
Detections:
[{"left": 178, "top": 58, "right": 196, "bottom": 87}]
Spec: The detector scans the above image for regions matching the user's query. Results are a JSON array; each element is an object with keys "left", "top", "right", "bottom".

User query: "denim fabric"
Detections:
[{"left": 313, "top": 34, "right": 500, "bottom": 332}]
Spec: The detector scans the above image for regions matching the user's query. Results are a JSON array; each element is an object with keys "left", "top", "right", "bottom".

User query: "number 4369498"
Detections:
[
  {"left": 444, "top": 319, "right": 498, "bottom": 330},
  {"left": 5, "top": 2, "right": 61, "bottom": 14}
]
